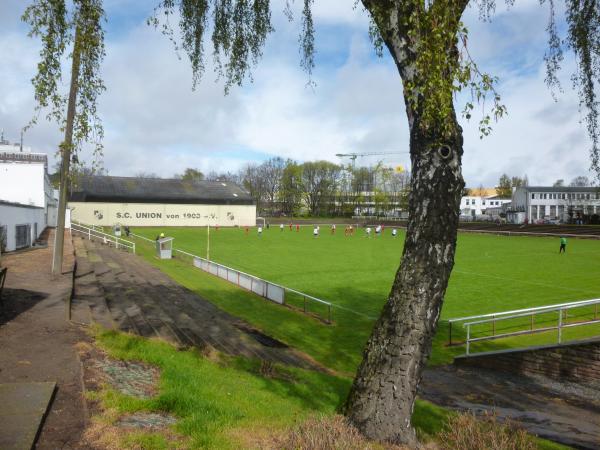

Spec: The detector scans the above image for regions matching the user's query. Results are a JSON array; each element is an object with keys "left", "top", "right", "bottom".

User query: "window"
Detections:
[
  {"left": 532, "top": 193, "right": 535, "bottom": 199},
  {"left": 0, "top": 225, "right": 6, "bottom": 253},
  {"left": 15, "top": 224, "right": 31, "bottom": 249}
]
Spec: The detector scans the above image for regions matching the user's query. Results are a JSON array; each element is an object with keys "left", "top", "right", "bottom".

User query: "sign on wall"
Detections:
[{"left": 69, "top": 202, "right": 257, "bottom": 227}]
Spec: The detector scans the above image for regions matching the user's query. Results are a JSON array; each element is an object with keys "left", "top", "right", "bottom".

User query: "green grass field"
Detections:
[{"left": 128, "top": 225, "right": 600, "bottom": 373}]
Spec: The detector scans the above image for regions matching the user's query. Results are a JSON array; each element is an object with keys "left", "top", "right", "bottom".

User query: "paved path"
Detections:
[
  {"left": 0, "top": 229, "right": 89, "bottom": 450},
  {"left": 71, "top": 236, "right": 324, "bottom": 371},
  {"left": 420, "top": 364, "right": 600, "bottom": 449}
]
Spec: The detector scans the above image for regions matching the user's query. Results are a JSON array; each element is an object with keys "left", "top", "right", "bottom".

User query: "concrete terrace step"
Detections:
[
  {"left": 112, "top": 248, "right": 316, "bottom": 367},
  {"left": 71, "top": 238, "right": 115, "bottom": 329},
  {"left": 72, "top": 236, "right": 323, "bottom": 371}
]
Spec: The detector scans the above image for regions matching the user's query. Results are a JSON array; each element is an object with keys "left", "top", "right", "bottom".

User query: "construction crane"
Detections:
[{"left": 335, "top": 151, "right": 409, "bottom": 171}]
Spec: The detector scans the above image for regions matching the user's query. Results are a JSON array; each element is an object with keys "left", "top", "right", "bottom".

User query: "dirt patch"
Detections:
[
  {"left": 118, "top": 412, "right": 177, "bottom": 429},
  {"left": 76, "top": 341, "right": 186, "bottom": 449},
  {"left": 93, "top": 359, "right": 159, "bottom": 399}
]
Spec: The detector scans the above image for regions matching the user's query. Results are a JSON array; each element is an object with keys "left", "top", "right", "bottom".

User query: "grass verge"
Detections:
[{"left": 87, "top": 328, "right": 569, "bottom": 449}]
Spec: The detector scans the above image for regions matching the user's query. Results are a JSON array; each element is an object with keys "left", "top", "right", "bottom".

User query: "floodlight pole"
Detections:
[{"left": 206, "top": 222, "right": 210, "bottom": 261}]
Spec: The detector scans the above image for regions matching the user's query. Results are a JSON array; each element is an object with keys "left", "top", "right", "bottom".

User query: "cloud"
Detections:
[{"left": 0, "top": 0, "right": 594, "bottom": 187}]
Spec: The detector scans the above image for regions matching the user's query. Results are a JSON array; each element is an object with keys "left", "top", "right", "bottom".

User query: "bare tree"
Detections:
[{"left": 570, "top": 175, "right": 591, "bottom": 187}]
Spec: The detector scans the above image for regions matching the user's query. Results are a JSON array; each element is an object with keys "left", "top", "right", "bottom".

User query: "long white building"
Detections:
[
  {"left": 512, "top": 186, "right": 600, "bottom": 223},
  {"left": 0, "top": 136, "right": 58, "bottom": 253},
  {"left": 0, "top": 200, "right": 45, "bottom": 253},
  {"left": 460, "top": 194, "right": 511, "bottom": 217},
  {"left": 69, "top": 176, "right": 256, "bottom": 227},
  {"left": 0, "top": 139, "right": 57, "bottom": 226}
]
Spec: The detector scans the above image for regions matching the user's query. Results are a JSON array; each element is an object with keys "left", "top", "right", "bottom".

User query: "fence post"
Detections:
[
  {"left": 558, "top": 309, "right": 563, "bottom": 344},
  {"left": 328, "top": 304, "right": 332, "bottom": 324},
  {"left": 448, "top": 321, "right": 452, "bottom": 346},
  {"left": 303, "top": 295, "right": 306, "bottom": 313},
  {"left": 265, "top": 282, "right": 269, "bottom": 299},
  {"left": 531, "top": 313, "right": 534, "bottom": 331},
  {"left": 466, "top": 324, "right": 471, "bottom": 355},
  {"left": 88, "top": 228, "right": 91, "bottom": 240},
  {"left": 595, "top": 303, "right": 598, "bottom": 320},
  {"left": 492, "top": 316, "right": 496, "bottom": 336}
]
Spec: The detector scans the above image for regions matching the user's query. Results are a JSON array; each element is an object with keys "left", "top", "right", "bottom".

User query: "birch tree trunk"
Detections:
[
  {"left": 52, "top": 27, "right": 82, "bottom": 276},
  {"left": 345, "top": 2, "right": 466, "bottom": 445}
]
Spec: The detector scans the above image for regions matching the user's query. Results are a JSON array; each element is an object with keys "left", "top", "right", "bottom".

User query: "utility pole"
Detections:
[{"left": 52, "top": 27, "right": 81, "bottom": 275}]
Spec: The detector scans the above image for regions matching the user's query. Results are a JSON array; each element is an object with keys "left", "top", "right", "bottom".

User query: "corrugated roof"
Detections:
[
  {"left": 0, "top": 199, "right": 44, "bottom": 209},
  {"left": 517, "top": 186, "right": 600, "bottom": 193},
  {"left": 69, "top": 176, "right": 253, "bottom": 205}
]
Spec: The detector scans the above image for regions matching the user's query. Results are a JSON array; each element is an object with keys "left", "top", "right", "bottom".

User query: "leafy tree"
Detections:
[
  {"left": 497, "top": 174, "right": 512, "bottom": 198},
  {"left": 28, "top": 0, "right": 600, "bottom": 445},
  {"left": 497, "top": 174, "right": 527, "bottom": 198},
  {"left": 279, "top": 160, "right": 303, "bottom": 216},
  {"left": 299, "top": 161, "right": 341, "bottom": 216},
  {"left": 176, "top": 168, "right": 204, "bottom": 182},
  {"left": 570, "top": 175, "right": 591, "bottom": 187},
  {"left": 553, "top": 179, "right": 565, "bottom": 187},
  {"left": 261, "top": 157, "right": 286, "bottom": 213},
  {"left": 511, "top": 175, "right": 528, "bottom": 188},
  {"left": 23, "top": 0, "right": 105, "bottom": 274}
]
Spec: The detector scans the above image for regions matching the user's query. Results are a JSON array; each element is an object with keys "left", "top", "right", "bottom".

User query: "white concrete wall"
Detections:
[
  {"left": 0, "top": 162, "right": 46, "bottom": 207},
  {"left": 0, "top": 203, "right": 45, "bottom": 252},
  {"left": 69, "top": 202, "right": 257, "bottom": 227},
  {"left": 460, "top": 196, "right": 484, "bottom": 215}
]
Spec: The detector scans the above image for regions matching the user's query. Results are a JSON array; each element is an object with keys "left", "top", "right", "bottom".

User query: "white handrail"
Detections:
[
  {"left": 129, "top": 232, "right": 154, "bottom": 243},
  {"left": 463, "top": 298, "right": 600, "bottom": 327},
  {"left": 172, "top": 248, "right": 334, "bottom": 319},
  {"left": 462, "top": 298, "right": 600, "bottom": 355},
  {"left": 449, "top": 297, "right": 600, "bottom": 324},
  {"left": 71, "top": 222, "right": 136, "bottom": 254},
  {"left": 127, "top": 230, "right": 376, "bottom": 322}
]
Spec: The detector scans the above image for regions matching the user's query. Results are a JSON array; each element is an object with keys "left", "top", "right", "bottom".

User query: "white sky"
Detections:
[{"left": 0, "top": 0, "right": 595, "bottom": 187}]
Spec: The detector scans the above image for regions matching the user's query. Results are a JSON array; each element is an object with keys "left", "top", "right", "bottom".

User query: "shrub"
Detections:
[{"left": 438, "top": 412, "right": 537, "bottom": 450}]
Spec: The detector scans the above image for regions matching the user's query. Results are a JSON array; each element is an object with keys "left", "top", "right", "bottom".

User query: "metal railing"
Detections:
[
  {"left": 71, "top": 221, "right": 136, "bottom": 254},
  {"left": 130, "top": 233, "right": 334, "bottom": 323},
  {"left": 448, "top": 298, "right": 600, "bottom": 355}
]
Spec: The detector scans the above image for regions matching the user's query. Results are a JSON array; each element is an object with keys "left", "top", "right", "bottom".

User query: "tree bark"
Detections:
[
  {"left": 345, "top": 119, "right": 464, "bottom": 445},
  {"left": 52, "top": 27, "right": 81, "bottom": 275},
  {"left": 345, "top": 2, "right": 466, "bottom": 446}
]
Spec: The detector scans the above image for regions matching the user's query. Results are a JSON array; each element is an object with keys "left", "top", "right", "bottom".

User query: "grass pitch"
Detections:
[{"left": 129, "top": 225, "right": 600, "bottom": 373}]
